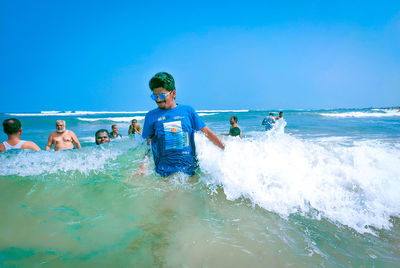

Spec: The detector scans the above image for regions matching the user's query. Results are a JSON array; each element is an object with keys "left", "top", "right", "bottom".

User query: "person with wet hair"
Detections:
[
  {"left": 262, "top": 112, "right": 276, "bottom": 131},
  {"left": 142, "top": 72, "right": 225, "bottom": 177},
  {"left": 45, "top": 120, "right": 81, "bottom": 151},
  {"left": 110, "top": 124, "right": 122, "bottom": 139},
  {"left": 128, "top": 119, "right": 142, "bottom": 136},
  {"left": 222, "top": 116, "right": 242, "bottom": 138},
  {"left": 275, "top": 111, "right": 283, "bottom": 120},
  {"left": 0, "top": 118, "right": 40, "bottom": 152},
  {"left": 95, "top": 129, "right": 111, "bottom": 145}
]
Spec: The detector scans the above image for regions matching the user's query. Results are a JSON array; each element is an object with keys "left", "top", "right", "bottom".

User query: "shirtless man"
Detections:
[
  {"left": 0, "top": 118, "right": 40, "bottom": 152},
  {"left": 45, "top": 120, "right": 81, "bottom": 151}
]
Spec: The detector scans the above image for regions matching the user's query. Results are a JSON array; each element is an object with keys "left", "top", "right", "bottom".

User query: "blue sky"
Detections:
[{"left": 1, "top": 0, "right": 399, "bottom": 112}]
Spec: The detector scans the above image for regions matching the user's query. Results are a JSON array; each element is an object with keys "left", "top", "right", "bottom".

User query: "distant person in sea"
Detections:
[
  {"left": 262, "top": 112, "right": 276, "bottom": 131},
  {"left": 110, "top": 124, "right": 122, "bottom": 139},
  {"left": 142, "top": 72, "right": 225, "bottom": 177},
  {"left": 128, "top": 119, "right": 142, "bottom": 136},
  {"left": 45, "top": 120, "right": 81, "bottom": 151},
  {"left": 0, "top": 118, "right": 40, "bottom": 152},
  {"left": 222, "top": 116, "right": 242, "bottom": 138},
  {"left": 275, "top": 111, "right": 283, "bottom": 120},
  {"left": 95, "top": 129, "right": 111, "bottom": 145}
]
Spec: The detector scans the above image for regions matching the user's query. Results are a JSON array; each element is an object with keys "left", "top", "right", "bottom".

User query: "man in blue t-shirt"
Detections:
[
  {"left": 262, "top": 113, "right": 275, "bottom": 131},
  {"left": 142, "top": 72, "right": 225, "bottom": 177}
]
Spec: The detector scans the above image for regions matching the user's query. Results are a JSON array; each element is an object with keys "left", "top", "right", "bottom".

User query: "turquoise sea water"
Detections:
[{"left": 0, "top": 108, "right": 399, "bottom": 267}]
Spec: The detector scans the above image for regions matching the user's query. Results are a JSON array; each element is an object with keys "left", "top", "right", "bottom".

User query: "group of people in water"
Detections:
[
  {"left": 1, "top": 72, "right": 283, "bottom": 178},
  {"left": 221, "top": 111, "right": 283, "bottom": 139},
  {"left": 94, "top": 119, "right": 142, "bottom": 145},
  {"left": 0, "top": 118, "right": 144, "bottom": 152}
]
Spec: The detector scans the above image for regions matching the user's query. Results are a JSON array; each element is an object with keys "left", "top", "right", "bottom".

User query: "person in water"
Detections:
[
  {"left": 275, "top": 111, "right": 283, "bottom": 120},
  {"left": 110, "top": 124, "right": 122, "bottom": 139},
  {"left": 262, "top": 112, "right": 276, "bottom": 131},
  {"left": 45, "top": 120, "right": 81, "bottom": 151},
  {"left": 0, "top": 118, "right": 40, "bottom": 152},
  {"left": 142, "top": 72, "right": 225, "bottom": 177},
  {"left": 222, "top": 116, "right": 242, "bottom": 138},
  {"left": 128, "top": 119, "right": 142, "bottom": 136},
  {"left": 95, "top": 129, "right": 111, "bottom": 145}
]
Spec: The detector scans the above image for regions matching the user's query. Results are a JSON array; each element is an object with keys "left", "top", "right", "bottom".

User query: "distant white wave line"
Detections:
[
  {"left": 7, "top": 110, "right": 247, "bottom": 117},
  {"left": 320, "top": 111, "right": 400, "bottom": 118},
  {"left": 197, "top": 109, "right": 249, "bottom": 113},
  {"left": 198, "top": 113, "right": 218, "bottom": 116},
  {"left": 77, "top": 116, "right": 145, "bottom": 122},
  {"left": 7, "top": 111, "right": 149, "bottom": 116}
]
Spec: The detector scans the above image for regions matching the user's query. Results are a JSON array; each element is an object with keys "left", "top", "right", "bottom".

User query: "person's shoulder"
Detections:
[
  {"left": 22, "top": 141, "right": 40, "bottom": 151},
  {"left": 66, "top": 130, "right": 78, "bottom": 137},
  {"left": 147, "top": 107, "right": 161, "bottom": 114},
  {"left": 145, "top": 108, "right": 161, "bottom": 118},
  {"left": 179, "top": 104, "right": 194, "bottom": 110},
  {"left": 178, "top": 105, "right": 197, "bottom": 114},
  {"left": 0, "top": 142, "right": 5, "bottom": 152}
]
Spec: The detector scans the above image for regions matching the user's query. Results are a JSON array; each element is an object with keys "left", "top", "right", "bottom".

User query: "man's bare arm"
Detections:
[
  {"left": 45, "top": 134, "right": 53, "bottom": 150},
  {"left": 200, "top": 126, "right": 225, "bottom": 150},
  {"left": 71, "top": 132, "right": 82, "bottom": 149}
]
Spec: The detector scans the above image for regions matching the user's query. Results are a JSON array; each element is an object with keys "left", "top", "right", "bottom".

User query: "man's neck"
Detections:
[
  {"left": 161, "top": 102, "right": 178, "bottom": 110},
  {"left": 7, "top": 134, "right": 21, "bottom": 143}
]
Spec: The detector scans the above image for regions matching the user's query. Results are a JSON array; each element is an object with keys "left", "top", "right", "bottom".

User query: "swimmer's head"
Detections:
[
  {"left": 111, "top": 124, "right": 118, "bottom": 133},
  {"left": 149, "top": 72, "right": 175, "bottom": 92},
  {"left": 269, "top": 112, "right": 274, "bottom": 116},
  {"left": 279, "top": 112, "right": 283, "bottom": 118},
  {"left": 230, "top": 116, "right": 238, "bottom": 125},
  {"left": 131, "top": 119, "right": 137, "bottom": 124},
  {"left": 3, "top": 118, "right": 22, "bottom": 135},
  {"left": 56, "top": 120, "right": 66, "bottom": 133},
  {"left": 95, "top": 129, "right": 110, "bottom": 145}
]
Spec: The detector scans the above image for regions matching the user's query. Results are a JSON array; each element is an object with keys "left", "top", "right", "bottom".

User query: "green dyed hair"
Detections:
[{"left": 149, "top": 72, "right": 175, "bottom": 92}]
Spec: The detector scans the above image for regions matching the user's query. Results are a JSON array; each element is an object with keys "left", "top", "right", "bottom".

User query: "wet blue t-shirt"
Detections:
[
  {"left": 262, "top": 116, "right": 275, "bottom": 131},
  {"left": 142, "top": 105, "right": 206, "bottom": 177}
]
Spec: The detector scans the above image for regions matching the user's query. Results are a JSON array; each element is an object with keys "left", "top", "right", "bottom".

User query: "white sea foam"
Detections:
[
  {"left": 7, "top": 111, "right": 148, "bottom": 116},
  {"left": 0, "top": 146, "right": 124, "bottom": 177},
  {"left": 79, "top": 136, "right": 96, "bottom": 143},
  {"left": 77, "top": 116, "right": 145, "bottom": 122},
  {"left": 320, "top": 109, "right": 400, "bottom": 118},
  {"left": 195, "top": 122, "right": 400, "bottom": 234}
]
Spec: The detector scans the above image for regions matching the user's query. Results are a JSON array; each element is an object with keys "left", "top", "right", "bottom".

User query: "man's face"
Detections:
[
  {"left": 152, "top": 87, "right": 176, "bottom": 110},
  {"left": 56, "top": 122, "right": 65, "bottom": 133},
  {"left": 96, "top": 132, "right": 110, "bottom": 145},
  {"left": 230, "top": 117, "right": 235, "bottom": 125},
  {"left": 112, "top": 126, "right": 118, "bottom": 133}
]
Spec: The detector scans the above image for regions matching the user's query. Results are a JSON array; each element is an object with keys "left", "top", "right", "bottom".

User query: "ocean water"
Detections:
[{"left": 0, "top": 107, "right": 399, "bottom": 267}]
